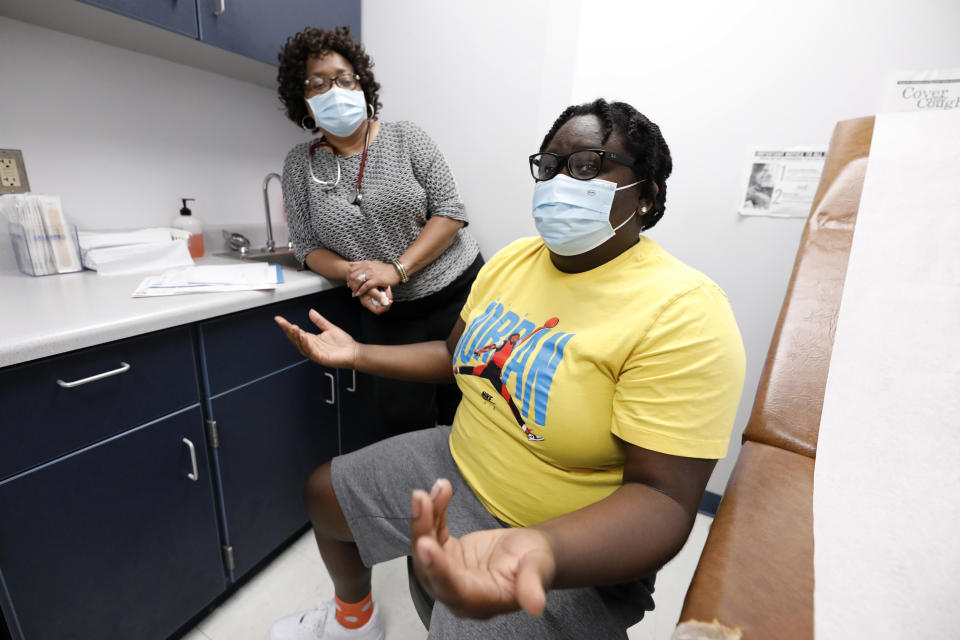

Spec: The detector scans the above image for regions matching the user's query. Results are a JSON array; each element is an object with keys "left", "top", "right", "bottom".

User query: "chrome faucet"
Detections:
[{"left": 262, "top": 172, "right": 282, "bottom": 252}]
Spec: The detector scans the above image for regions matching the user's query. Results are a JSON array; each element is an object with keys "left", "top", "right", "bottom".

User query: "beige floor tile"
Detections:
[
  {"left": 193, "top": 534, "right": 425, "bottom": 640},
  {"left": 371, "top": 556, "right": 429, "bottom": 640},
  {"left": 196, "top": 537, "right": 330, "bottom": 640}
]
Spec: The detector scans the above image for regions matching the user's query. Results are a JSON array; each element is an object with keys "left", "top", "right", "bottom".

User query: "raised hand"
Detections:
[
  {"left": 274, "top": 309, "right": 359, "bottom": 368},
  {"left": 410, "top": 479, "right": 557, "bottom": 620}
]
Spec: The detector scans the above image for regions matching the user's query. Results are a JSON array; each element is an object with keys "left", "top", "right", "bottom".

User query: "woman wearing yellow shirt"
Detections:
[{"left": 271, "top": 99, "right": 746, "bottom": 640}]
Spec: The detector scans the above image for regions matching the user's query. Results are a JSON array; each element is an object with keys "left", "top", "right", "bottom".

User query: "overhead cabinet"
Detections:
[
  {"left": 78, "top": 0, "right": 362, "bottom": 66},
  {"left": 78, "top": 0, "right": 200, "bottom": 38},
  {"left": 196, "top": 0, "right": 362, "bottom": 66}
]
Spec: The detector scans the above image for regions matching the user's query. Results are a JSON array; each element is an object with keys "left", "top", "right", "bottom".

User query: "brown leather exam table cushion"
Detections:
[{"left": 676, "top": 116, "right": 875, "bottom": 639}]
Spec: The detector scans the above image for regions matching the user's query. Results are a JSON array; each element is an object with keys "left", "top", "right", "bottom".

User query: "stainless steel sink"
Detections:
[
  {"left": 216, "top": 174, "right": 298, "bottom": 270},
  {"left": 214, "top": 248, "right": 300, "bottom": 269}
]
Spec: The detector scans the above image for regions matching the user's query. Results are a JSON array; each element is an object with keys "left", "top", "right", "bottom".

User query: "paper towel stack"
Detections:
[{"left": 77, "top": 227, "right": 195, "bottom": 276}]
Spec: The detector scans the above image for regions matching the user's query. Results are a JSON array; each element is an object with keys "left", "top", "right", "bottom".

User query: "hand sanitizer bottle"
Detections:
[{"left": 172, "top": 198, "right": 204, "bottom": 258}]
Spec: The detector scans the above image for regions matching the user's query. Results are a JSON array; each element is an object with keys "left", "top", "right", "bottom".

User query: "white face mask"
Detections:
[
  {"left": 305, "top": 86, "right": 366, "bottom": 137},
  {"left": 532, "top": 174, "right": 644, "bottom": 256}
]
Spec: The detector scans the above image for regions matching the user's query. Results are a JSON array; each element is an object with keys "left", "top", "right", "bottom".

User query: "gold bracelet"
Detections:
[{"left": 392, "top": 259, "right": 409, "bottom": 284}]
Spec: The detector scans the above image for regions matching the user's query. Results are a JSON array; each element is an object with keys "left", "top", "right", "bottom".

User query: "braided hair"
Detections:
[
  {"left": 276, "top": 26, "right": 382, "bottom": 131},
  {"left": 540, "top": 99, "right": 672, "bottom": 230}
]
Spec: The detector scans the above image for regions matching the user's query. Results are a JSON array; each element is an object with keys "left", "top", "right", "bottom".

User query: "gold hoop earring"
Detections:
[
  {"left": 300, "top": 114, "right": 316, "bottom": 132},
  {"left": 366, "top": 103, "right": 376, "bottom": 120}
]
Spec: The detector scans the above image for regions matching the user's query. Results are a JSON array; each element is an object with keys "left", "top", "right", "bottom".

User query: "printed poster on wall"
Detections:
[
  {"left": 737, "top": 147, "right": 827, "bottom": 218},
  {"left": 881, "top": 69, "right": 960, "bottom": 112}
]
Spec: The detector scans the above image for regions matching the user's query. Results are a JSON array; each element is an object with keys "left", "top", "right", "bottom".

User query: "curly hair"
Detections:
[
  {"left": 540, "top": 99, "right": 673, "bottom": 230},
  {"left": 276, "top": 26, "right": 382, "bottom": 132}
]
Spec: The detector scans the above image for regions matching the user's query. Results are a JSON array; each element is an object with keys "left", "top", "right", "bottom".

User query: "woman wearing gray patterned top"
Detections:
[{"left": 278, "top": 27, "right": 482, "bottom": 439}]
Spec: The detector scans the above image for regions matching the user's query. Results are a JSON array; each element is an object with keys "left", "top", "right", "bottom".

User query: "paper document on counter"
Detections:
[{"left": 132, "top": 263, "right": 284, "bottom": 297}]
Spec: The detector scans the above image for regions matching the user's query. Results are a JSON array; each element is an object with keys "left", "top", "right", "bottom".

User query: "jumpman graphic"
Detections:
[{"left": 456, "top": 317, "right": 559, "bottom": 442}]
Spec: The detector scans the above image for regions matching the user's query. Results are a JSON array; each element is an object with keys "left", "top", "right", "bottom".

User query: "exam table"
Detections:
[{"left": 674, "top": 116, "right": 875, "bottom": 639}]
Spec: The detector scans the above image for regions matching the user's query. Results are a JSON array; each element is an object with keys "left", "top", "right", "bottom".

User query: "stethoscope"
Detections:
[{"left": 307, "top": 119, "right": 371, "bottom": 206}]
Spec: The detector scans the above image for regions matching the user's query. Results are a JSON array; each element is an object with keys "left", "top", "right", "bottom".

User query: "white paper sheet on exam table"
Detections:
[
  {"left": 813, "top": 110, "right": 960, "bottom": 639},
  {"left": 132, "top": 263, "right": 284, "bottom": 297}
]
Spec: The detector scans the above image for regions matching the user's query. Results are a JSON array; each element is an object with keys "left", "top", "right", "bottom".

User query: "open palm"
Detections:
[
  {"left": 410, "top": 479, "right": 557, "bottom": 619},
  {"left": 273, "top": 309, "right": 357, "bottom": 369}
]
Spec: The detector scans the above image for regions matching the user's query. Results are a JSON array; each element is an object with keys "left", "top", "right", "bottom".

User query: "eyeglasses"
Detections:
[
  {"left": 529, "top": 149, "right": 637, "bottom": 182},
  {"left": 304, "top": 73, "right": 360, "bottom": 95}
]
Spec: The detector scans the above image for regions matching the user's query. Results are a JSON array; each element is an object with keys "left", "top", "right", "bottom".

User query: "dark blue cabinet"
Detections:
[
  {"left": 199, "top": 288, "right": 353, "bottom": 578},
  {"left": 338, "top": 367, "right": 378, "bottom": 455},
  {"left": 0, "top": 328, "right": 199, "bottom": 481},
  {"left": 196, "top": 0, "right": 361, "bottom": 66},
  {"left": 78, "top": 0, "right": 362, "bottom": 67},
  {"left": 200, "top": 293, "right": 344, "bottom": 396},
  {"left": 78, "top": 0, "right": 199, "bottom": 38},
  {"left": 0, "top": 406, "right": 223, "bottom": 640},
  {"left": 0, "top": 288, "right": 373, "bottom": 639},
  {"left": 211, "top": 361, "right": 338, "bottom": 578}
]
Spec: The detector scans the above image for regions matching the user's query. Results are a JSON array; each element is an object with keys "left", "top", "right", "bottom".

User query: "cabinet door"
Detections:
[
  {"left": 78, "top": 0, "right": 199, "bottom": 38},
  {"left": 332, "top": 289, "right": 378, "bottom": 454},
  {"left": 196, "top": 0, "right": 361, "bottom": 66},
  {"left": 0, "top": 327, "right": 199, "bottom": 482},
  {"left": 212, "top": 361, "right": 338, "bottom": 578},
  {"left": 337, "top": 367, "right": 379, "bottom": 455},
  {"left": 0, "top": 407, "right": 224, "bottom": 640},
  {"left": 201, "top": 289, "right": 353, "bottom": 396}
]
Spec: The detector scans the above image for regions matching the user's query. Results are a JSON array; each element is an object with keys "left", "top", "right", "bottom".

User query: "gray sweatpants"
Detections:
[{"left": 330, "top": 426, "right": 655, "bottom": 639}]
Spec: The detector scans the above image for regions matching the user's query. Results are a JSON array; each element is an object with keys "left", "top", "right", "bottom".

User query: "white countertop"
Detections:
[{"left": 1, "top": 254, "right": 338, "bottom": 368}]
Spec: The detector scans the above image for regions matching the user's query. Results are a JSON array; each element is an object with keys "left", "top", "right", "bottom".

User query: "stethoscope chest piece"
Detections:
[{"left": 348, "top": 189, "right": 363, "bottom": 205}]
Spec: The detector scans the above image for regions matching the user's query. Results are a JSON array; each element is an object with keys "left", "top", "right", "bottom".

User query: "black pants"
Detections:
[{"left": 359, "top": 254, "right": 483, "bottom": 440}]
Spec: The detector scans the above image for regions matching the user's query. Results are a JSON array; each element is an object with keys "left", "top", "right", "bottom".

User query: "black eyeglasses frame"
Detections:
[{"left": 528, "top": 148, "right": 638, "bottom": 182}]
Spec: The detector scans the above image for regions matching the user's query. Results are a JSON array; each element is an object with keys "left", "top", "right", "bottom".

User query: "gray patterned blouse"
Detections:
[{"left": 282, "top": 120, "right": 480, "bottom": 302}]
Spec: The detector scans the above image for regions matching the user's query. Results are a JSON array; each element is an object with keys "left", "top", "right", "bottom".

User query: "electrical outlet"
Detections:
[{"left": 0, "top": 149, "right": 30, "bottom": 194}]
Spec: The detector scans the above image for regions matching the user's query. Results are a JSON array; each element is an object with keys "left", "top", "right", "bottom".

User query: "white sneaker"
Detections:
[{"left": 267, "top": 599, "right": 385, "bottom": 640}]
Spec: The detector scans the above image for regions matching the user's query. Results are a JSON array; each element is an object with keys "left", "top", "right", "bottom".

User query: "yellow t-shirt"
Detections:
[{"left": 449, "top": 236, "right": 745, "bottom": 527}]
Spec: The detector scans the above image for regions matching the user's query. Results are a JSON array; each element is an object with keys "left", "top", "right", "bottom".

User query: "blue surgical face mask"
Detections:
[
  {"left": 532, "top": 173, "right": 644, "bottom": 256},
  {"left": 305, "top": 87, "right": 367, "bottom": 137}
]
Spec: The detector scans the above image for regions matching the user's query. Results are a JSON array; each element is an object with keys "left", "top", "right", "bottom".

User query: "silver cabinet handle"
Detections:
[
  {"left": 183, "top": 438, "right": 199, "bottom": 481},
  {"left": 324, "top": 372, "right": 335, "bottom": 405},
  {"left": 346, "top": 369, "right": 356, "bottom": 393},
  {"left": 56, "top": 362, "right": 131, "bottom": 388},
  {"left": 213, "top": 0, "right": 226, "bottom": 16}
]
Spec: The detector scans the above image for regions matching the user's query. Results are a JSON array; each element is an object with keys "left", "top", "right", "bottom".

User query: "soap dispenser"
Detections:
[{"left": 172, "top": 198, "right": 204, "bottom": 258}]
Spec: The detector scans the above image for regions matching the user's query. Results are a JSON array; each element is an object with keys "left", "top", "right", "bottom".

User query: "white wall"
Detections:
[
  {"left": 361, "top": 0, "right": 584, "bottom": 254},
  {"left": 0, "top": 17, "right": 300, "bottom": 245},
  {"left": 364, "top": 0, "right": 960, "bottom": 494}
]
